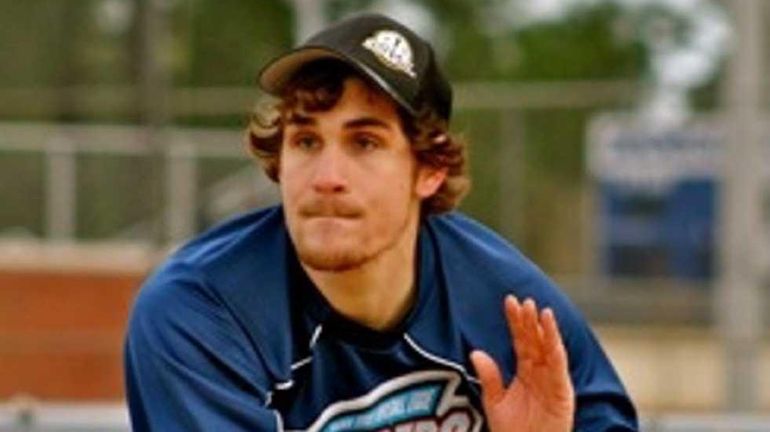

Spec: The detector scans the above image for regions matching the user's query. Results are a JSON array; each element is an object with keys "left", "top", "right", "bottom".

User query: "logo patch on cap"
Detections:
[{"left": 362, "top": 30, "right": 416, "bottom": 78}]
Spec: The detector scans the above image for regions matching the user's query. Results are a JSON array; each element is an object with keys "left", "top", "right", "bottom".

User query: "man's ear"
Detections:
[{"left": 415, "top": 166, "right": 448, "bottom": 199}]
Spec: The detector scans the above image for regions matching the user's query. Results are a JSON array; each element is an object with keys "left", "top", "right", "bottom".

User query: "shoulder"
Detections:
[
  {"left": 131, "top": 205, "right": 288, "bottom": 334},
  {"left": 423, "top": 213, "right": 639, "bottom": 428},
  {"left": 128, "top": 205, "right": 295, "bottom": 381},
  {"left": 424, "top": 212, "right": 593, "bottom": 354},
  {"left": 425, "top": 212, "right": 566, "bottom": 305},
  {"left": 151, "top": 205, "right": 290, "bottom": 312},
  {"left": 172, "top": 205, "right": 286, "bottom": 272},
  {"left": 128, "top": 260, "right": 233, "bottom": 354}
]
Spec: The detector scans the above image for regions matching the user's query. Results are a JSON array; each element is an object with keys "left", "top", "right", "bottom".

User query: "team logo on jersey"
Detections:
[
  {"left": 362, "top": 30, "right": 417, "bottom": 78},
  {"left": 291, "top": 370, "right": 482, "bottom": 432}
]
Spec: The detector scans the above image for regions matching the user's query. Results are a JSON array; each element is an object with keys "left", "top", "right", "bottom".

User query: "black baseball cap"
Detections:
[{"left": 258, "top": 13, "right": 452, "bottom": 121}]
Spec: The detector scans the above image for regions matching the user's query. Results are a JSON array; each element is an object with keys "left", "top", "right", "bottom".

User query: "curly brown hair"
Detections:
[{"left": 246, "top": 60, "right": 470, "bottom": 215}]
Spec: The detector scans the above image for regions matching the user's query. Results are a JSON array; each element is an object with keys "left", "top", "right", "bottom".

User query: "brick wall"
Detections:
[
  {"left": 0, "top": 242, "right": 155, "bottom": 400},
  {"left": 0, "top": 270, "right": 145, "bottom": 400}
]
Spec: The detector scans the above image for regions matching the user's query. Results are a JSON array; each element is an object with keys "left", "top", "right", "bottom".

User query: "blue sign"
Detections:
[{"left": 589, "top": 117, "right": 722, "bottom": 280}]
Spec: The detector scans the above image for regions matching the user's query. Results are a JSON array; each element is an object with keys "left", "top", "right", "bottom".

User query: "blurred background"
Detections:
[{"left": 0, "top": 0, "right": 768, "bottom": 430}]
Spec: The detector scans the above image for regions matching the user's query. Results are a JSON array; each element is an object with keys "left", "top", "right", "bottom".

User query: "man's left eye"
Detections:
[{"left": 353, "top": 135, "right": 380, "bottom": 150}]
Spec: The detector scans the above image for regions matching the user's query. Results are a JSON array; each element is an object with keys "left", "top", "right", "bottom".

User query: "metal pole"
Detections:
[
  {"left": 45, "top": 136, "right": 77, "bottom": 241},
  {"left": 288, "top": 0, "right": 327, "bottom": 42},
  {"left": 498, "top": 109, "right": 525, "bottom": 243},
  {"left": 137, "top": 0, "right": 172, "bottom": 246},
  {"left": 718, "top": 0, "right": 764, "bottom": 412},
  {"left": 166, "top": 142, "right": 198, "bottom": 243}
]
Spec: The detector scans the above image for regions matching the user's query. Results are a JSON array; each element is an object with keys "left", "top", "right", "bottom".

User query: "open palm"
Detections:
[{"left": 471, "top": 296, "right": 575, "bottom": 432}]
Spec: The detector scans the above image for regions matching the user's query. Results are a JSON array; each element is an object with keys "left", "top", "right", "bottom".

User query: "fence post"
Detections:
[
  {"left": 45, "top": 135, "right": 77, "bottom": 241},
  {"left": 498, "top": 109, "right": 525, "bottom": 243},
  {"left": 165, "top": 141, "right": 197, "bottom": 243},
  {"left": 718, "top": 0, "right": 765, "bottom": 412}
]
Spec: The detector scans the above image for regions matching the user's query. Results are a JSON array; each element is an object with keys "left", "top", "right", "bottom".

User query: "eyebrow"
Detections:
[
  {"left": 285, "top": 113, "right": 316, "bottom": 126},
  {"left": 285, "top": 113, "right": 392, "bottom": 131},
  {"left": 343, "top": 117, "right": 392, "bottom": 130}
]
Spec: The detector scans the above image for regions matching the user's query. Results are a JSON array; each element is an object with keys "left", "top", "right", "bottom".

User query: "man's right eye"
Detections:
[{"left": 292, "top": 134, "right": 320, "bottom": 150}]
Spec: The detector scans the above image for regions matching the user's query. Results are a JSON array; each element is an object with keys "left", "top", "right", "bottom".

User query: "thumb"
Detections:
[{"left": 470, "top": 350, "right": 505, "bottom": 405}]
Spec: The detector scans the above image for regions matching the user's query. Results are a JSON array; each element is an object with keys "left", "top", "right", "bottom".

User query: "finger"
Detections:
[
  {"left": 506, "top": 296, "right": 536, "bottom": 349},
  {"left": 504, "top": 295, "right": 523, "bottom": 349},
  {"left": 521, "top": 298, "right": 545, "bottom": 359},
  {"left": 541, "top": 308, "right": 569, "bottom": 368},
  {"left": 505, "top": 296, "right": 535, "bottom": 365},
  {"left": 470, "top": 350, "right": 505, "bottom": 405},
  {"left": 526, "top": 298, "right": 546, "bottom": 341},
  {"left": 541, "top": 308, "right": 575, "bottom": 400}
]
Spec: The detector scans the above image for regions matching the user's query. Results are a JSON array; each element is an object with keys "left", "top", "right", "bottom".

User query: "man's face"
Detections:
[{"left": 279, "top": 77, "right": 443, "bottom": 272}]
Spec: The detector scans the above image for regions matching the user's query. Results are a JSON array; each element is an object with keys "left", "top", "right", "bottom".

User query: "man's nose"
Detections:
[{"left": 311, "top": 144, "right": 348, "bottom": 194}]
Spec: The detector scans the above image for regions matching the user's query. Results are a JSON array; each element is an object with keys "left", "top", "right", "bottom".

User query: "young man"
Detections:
[{"left": 125, "top": 13, "right": 638, "bottom": 431}]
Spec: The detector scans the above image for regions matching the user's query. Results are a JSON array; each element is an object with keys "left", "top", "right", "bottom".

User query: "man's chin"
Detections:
[{"left": 296, "top": 246, "right": 371, "bottom": 273}]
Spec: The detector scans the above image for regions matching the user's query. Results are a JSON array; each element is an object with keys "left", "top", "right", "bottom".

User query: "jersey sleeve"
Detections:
[
  {"left": 504, "top": 277, "right": 639, "bottom": 431},
  {"left": 124, "top": 262, "right": 280, "bottom": 431},
  {"left": 548, "top": 286, "right": 639, "bottom": 431},
  {"left": 425, "top": 213, "right": 639, "bottom": 430}
]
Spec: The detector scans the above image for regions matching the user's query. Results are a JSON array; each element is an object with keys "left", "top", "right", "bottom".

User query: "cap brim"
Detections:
[
  {"left": 258, "top": 46, "right": 416, "bottom": 116},
  {"left": 258, "top": 47, "right": 344, "bottom": 94}
]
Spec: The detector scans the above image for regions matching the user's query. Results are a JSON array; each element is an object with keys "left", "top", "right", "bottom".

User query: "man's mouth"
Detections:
[{"left": 299, "top": 201, "right": 363, "bottom": 219}]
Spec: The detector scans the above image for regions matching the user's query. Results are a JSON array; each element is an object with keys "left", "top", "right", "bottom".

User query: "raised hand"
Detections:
[{"left": 470, "top": 296, "right": 575, "bottom": 432}]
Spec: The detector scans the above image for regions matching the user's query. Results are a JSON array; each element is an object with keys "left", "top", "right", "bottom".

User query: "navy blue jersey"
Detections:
[{"left": 125, "top": 206, "right": 638, "bottom": 431}]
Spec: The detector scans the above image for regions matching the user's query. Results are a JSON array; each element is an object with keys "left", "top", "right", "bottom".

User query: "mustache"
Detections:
[{"left": 298, "top": 199, "right": 364, "bottom": 218}]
